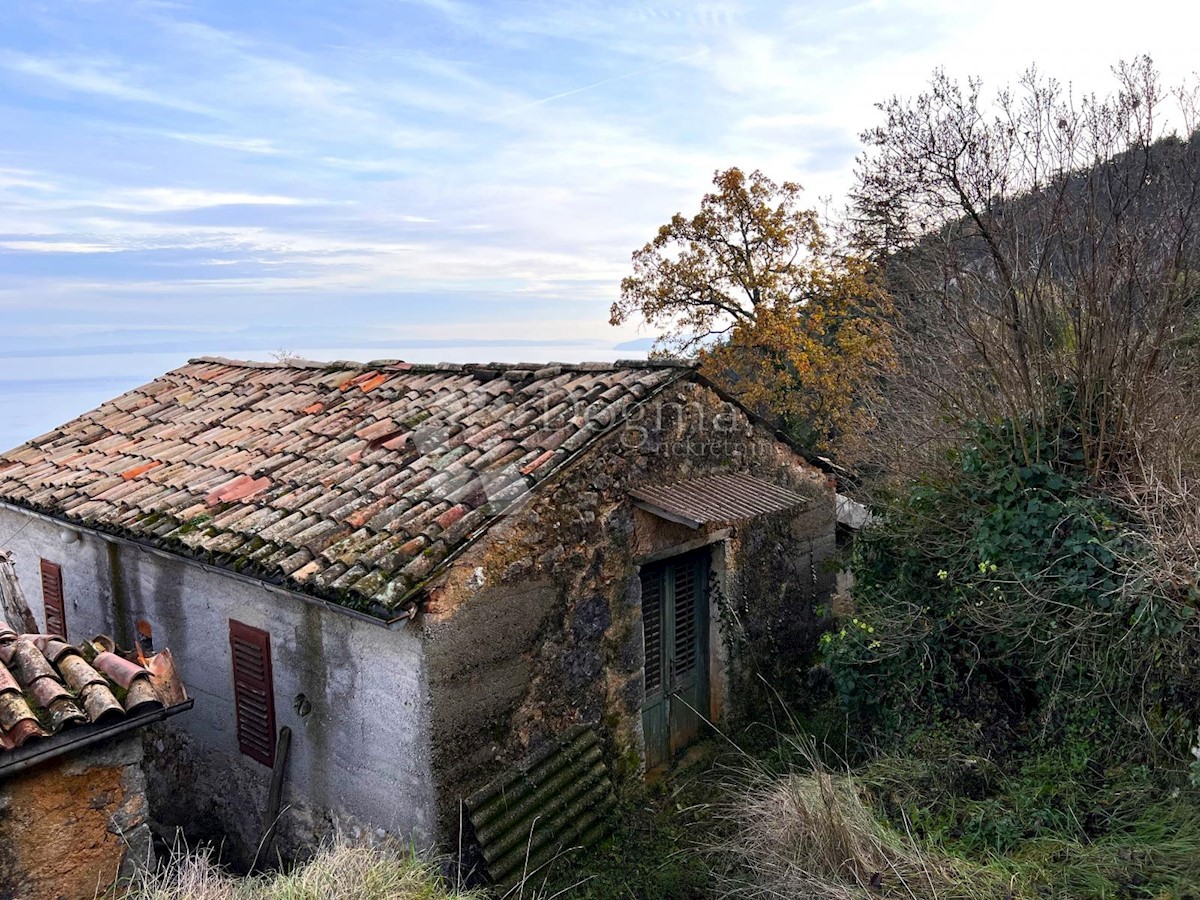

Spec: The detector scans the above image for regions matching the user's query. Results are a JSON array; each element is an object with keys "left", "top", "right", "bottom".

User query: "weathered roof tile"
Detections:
[
  {"left": 0, "top": 358, "right": 693, "bottom": 613},
  {"left": 0, "top": 624, "right": 187, "bottom": 754}
]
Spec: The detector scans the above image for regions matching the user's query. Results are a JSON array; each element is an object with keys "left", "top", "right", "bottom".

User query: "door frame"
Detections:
[{"left": 638, "top": 542, "right": 724, "bottom": 773}]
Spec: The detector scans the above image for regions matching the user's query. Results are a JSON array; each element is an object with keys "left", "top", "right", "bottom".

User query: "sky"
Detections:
[{"left": 0, "top": 0, "right": 1197, "bottom": 448}]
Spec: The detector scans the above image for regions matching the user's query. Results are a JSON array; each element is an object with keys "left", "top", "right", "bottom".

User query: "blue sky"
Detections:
[{"left": 0, "top": 0, "right": 1195, "bottom": 447}]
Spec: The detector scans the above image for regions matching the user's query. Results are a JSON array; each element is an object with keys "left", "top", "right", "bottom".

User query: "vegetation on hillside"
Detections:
[
  {"left": 586, "top": 55, "right": 1200, "bottom": 900},
  {"left": 814, "top": 420, "right": 1200, "bottom": 896},
  {"left": 823, "top": 419, "right": 1199, "bottom": 759}
]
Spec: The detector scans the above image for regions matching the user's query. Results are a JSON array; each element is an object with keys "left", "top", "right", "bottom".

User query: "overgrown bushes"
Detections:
[{"left": 823, "top": 418, "right": 1199, "bottom": 763}]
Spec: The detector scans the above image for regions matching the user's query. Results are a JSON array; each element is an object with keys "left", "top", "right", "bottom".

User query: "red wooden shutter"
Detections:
[
  {"left": 40, "top": 559, "right": 66, "bottom": 637},
  {"left": 229, "top": 620, "right": 276, "bottom": 766}
]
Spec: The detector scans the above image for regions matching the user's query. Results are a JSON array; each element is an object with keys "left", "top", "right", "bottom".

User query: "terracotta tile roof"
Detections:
[
  {"left": 0, "top": 621, "right": 188, "bottom": 752},
  {"left": 0, "top": 358, "right": 693, "bottom": 616}
]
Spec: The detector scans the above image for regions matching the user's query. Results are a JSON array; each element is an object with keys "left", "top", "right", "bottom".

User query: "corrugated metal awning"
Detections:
[{"left": 629, "top": 473, "right": 807, "bottom": 529}]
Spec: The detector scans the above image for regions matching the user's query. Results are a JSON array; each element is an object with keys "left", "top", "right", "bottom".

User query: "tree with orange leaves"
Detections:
[{"left": 611, "top": 167, "right": 893, "bottom": 456}]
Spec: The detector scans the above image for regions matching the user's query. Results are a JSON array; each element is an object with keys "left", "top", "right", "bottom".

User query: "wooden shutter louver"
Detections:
[
  {"left": 641, "top": 567, "right": 664, "bottom": 696},
  {"left": 39, "top": 559, "right": 66, "bottom": 637},
  {"left": 673, "top": 560, "right": 697, "bottom": 675},
  {"left": 229, "top": 620, "right": 276, "bottom": 766}
]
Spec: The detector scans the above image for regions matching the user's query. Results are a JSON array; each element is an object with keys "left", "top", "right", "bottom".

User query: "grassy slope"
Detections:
[
  {"left": 121, "top": 739, "right": 1200, "bottom": 900},
  {"left": 539, "top": 728, "right": 1200, "bottom": 900}
]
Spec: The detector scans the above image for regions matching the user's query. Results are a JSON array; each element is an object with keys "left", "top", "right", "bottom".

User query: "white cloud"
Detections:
[
  {"left": 0, "top": 167, "right": 61, "bottom": 192},
  {"left": 165, "top": 133, "right": 283, "bottom": 154},
  {"left": 103, "top": 188, "right": 311, "bottom": 212},
  {"left": 0, "top": 53, "right": 211, "bottom": 113},
  {"left": 0, "top": 240, "right": 123, "bottom": 253},
  {"left": 0, "top": 181, "right": 317, "bottom": 215}
]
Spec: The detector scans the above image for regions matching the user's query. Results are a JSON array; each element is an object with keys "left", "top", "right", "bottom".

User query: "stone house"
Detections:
[
  {"left": 0, "top": 356, "right": 837, "bottom": 864},
  {"left": 0, "top": 618, "right": 189, "bottom": 900}
]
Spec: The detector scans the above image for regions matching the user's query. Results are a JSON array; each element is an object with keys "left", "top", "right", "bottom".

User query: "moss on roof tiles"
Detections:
[{"left": 0, "top": 357, "right": 694, "bottom": 617}]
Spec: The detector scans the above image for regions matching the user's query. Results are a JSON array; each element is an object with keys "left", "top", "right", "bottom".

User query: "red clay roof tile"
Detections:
[
  {"left": 520, "top": 449, "right": 556, "bottom": 475},
  {"left": 358, "top": 373, "right": 389, "bottom": 393},
  {"left": 0, "top": 630, "right": 186, "bottom": 755},
  {"left": 92, "top": 651, "right": 150, "bottom": 689},
  {"left": 435, "top": 504, "right": 467, "bottom": 529},
  {"left": 204, "top": 474, "right": 271, "bottom": 507},
  {"left": 0, "top": 358, "right": 692, "bottom": 614},
  {"left": 291, "top": 559, "right": 323, "bottom": 583},
  {"left": 345, "top": 496, "right": 391, "bottom": 529},
  {"left": 120, "top": 459, "right": 163, "bottom": 481},
  {"left": 0, "top": 707, "right": 46, "bottom": 748},
  {"left": 29, "top": 676, "right": 71, "bottom": 708},
  {"left": 338, "top": 371, "right": 377, "bottom": 391}
]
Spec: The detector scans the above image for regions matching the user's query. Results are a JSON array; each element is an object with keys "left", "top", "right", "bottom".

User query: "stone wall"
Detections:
[
  {"left": 0, "top": 507, "right": 437, "bottom": 866},
  {"left": 727, "top": 501, "right": 838, "bottom": 717},
  {"left": 0, "top": 735, "right": 151, "bottom": 900},
  {"left": 421, "top": 378, "right": 837, "bottom": 835}
]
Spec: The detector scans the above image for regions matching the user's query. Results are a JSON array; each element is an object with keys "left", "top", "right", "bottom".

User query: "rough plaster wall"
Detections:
[
  {"left": 727, "top": 505, "right": 838, "bottom": 715},
  {"left": 0, "top": 735, "right": 150, "bottom": 900},
  {"left": 421, "top": 380, "right": 837, "bottom": 834},
  {"left": 0, "top": 508, "right": 436, "bottom": 864}
]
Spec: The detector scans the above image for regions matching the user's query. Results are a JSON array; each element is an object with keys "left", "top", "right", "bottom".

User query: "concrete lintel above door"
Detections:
[{"left": 634, "top": 529, "right": 732, "bottom": 568}]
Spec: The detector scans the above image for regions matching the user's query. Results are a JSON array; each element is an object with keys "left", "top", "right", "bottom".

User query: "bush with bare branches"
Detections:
[{"left": 855, "top": 58, "right": 1200, "bottom": 492}]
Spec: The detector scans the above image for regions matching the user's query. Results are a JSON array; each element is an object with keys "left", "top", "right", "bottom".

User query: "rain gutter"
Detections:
[
  {"left": 0, "top": 699, "right": 194, "bottom": 780},
  {"left": 0, "top": 502, "right": 408, "bottom": 630}
]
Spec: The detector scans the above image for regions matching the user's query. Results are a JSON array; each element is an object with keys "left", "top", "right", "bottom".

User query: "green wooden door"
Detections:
[{"left": 641, "top": 550, "right": 710, "bottom": 772}]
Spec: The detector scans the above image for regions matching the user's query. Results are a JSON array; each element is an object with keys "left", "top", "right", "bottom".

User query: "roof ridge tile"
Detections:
[{"left": 186, "top": 355, "right": 698, "bottom": 373}]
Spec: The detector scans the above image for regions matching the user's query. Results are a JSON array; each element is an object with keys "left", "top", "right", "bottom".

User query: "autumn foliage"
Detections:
[{"left": 611, "top": 168, "right": 893, "bottom": 456}]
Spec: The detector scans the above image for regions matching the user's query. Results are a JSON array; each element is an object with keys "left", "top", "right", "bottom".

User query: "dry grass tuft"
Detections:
[
  {"left": 120, "top": 842, "right": 485, "bottom": 900},
  {"left": 714, "top": 744, "right": 1008, "bottom": 899}
]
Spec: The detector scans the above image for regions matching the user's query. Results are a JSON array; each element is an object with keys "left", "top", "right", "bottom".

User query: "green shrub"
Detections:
[
  {"left": 861, "top": 744, "right": 1200, "bottom": 898},
  {"left": 823, "top": 418, "right": 1199, "bottom": 760}
]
